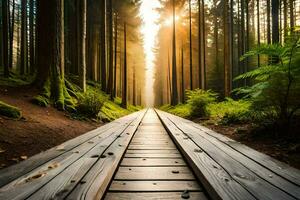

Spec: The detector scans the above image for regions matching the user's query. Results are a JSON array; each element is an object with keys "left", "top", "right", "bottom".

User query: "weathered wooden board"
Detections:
[
  {"left": 126, "top": 149, "right": 180, "bottom": 154},
  {"left": 0, "top": 110, "right": 146, "bottom": 200},
  {"left": 190, "top": 122, "right": 300, "bottom": 186},
  {"left": 156, "top": 110, "right": 256, "bottom": 200},
  {"left": 114, "top": 167, "right": 195, "bottom": 180},
  {"left": 124, "top": 153, "right": 182, "bottom": 158},
  {"left": 162, "top": 110, "right": 300, "bottom": 199},
  {"left": 64, "top": 111, "right": 146, "bottom": 200},
  {"left": 109, "top": 180, "right": 201, "bottom": 192},
  {"left": 121, "top": 158, "right": 186, "bottom": 166},
  {"left": 105, "top": 192, "right": 208, "bottom": 200},
  {"left": 128, "top": 145, "right": 177, "bottom": 150},
  {"left": 157, "top": 110, "right": 300, "bottom": 200}
]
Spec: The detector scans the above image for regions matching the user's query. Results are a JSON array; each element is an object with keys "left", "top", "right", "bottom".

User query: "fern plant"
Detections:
[{"left": 235, "top": 31, "right": 300, "bottom": 131}]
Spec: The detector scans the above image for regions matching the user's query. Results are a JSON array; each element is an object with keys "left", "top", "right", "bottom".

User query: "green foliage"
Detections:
[
  {"left": 186, "top": 89, "right": 217, "bottom": 117},
  {"left": 0, "top": 101, "right": 22, "bottom": 119},
  {"left": 235, "top": 34, "right": 300, "bottom": 128},
  {"left": 160, "top": 104, "right": 192, "bottom": 119},
  {"left": 208, "top": 98, "right": 252, "bottom": 124},
  {"left": 100, "top": 97, "right": 142, "bottom": 122},
  {"left": 76, "top": 89, "right": 108, "bottom": 118}
]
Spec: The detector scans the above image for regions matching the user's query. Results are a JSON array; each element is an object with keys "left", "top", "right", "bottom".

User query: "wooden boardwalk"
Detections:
[
  {"left": 0, "top": 109, "right": 299, "bottom": 200},
  {"left": 104, "top": 109, "right": 207, "bottom": 200}
]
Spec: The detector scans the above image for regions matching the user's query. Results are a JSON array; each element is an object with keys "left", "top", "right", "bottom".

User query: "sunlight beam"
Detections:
[{"left": 139, "top": 0, "right": 161, "bottom": 107}]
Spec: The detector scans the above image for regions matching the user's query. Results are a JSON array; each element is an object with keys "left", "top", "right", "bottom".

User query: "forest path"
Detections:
[
  {"left": 0, "top": 109, "right": 299, "bottom": 199},
  {"left": 104, "top": 109, "right": 207, "bottom": 200}
]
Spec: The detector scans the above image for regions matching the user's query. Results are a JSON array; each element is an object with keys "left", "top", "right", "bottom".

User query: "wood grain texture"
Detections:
[
  {"left": 109, "top": 180, "right": 201, "bottom": 191},
  {"left": 114, "top": 166, "right": 195, "bottom": 180},
  {"left": 104, "top": 192, "right": 208, "bottom": 200},
  {"left": 156, "top": 110, "right": 256, "bottom": 200},
  {"left": 121, "top": 158, "right": 186, "bottom": 166},
  {"left": 0, "top": 110, "right": 146, "bottom": 200},
  {"left": 163, "top": 111, "right": 300, "bottom": 199}
]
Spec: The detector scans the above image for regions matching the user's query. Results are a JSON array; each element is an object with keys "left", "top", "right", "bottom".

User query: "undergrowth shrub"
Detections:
[
  {"left": 76, "top": 90, "right": 107, "bottom": 118},
  {"left": 186, "top": 89, "right": 217, "bottom": 117}
]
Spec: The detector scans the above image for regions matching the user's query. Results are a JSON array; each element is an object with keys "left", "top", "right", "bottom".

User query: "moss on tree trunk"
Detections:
[{"left": 0, "top": 101, "right": 22, "bottom": 119}]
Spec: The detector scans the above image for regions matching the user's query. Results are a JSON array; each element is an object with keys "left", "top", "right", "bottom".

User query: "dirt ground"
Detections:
[
  {"left": 197, "top": 119, "right": 300, "bottom": 170},
  {"left": 0, "top": 85, "right": 100, "bottom": 169}
]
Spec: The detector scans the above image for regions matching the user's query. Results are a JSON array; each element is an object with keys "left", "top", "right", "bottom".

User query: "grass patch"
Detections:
[
  {"left": 0, "top": 101, "right": 22, "bottom": 119},
  {"left": 160, "top": 90, "right": 252, "bottom": 125},
  {"left": 160, "top": 104, "right": 192, "bottom": 119}
]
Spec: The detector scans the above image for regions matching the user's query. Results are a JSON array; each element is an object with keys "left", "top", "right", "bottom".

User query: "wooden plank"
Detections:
[
  {"left": 130, "top": 141, "right": 172, "bottom": 145},
  {"left": 120, "top": 158, "right": 186, "bottom": 166},
  {"left": 0, "top": 121, "right": 120, "bottom": 187},
  {"left": 155, "top": 110, "right": 256, "bottom": 200},
  {"left": 109, "top": 180, "right": 201, "bottom": 192},
  {"left": 128, "top": 145, "right": 176, "bottom": 150},
  {"left": 0, "top": 110, "right": 146, "bottom": 200},
  {"left": 124, "top": 153, "right": 182, "bottom": 158},
  {"left": 114, "top": 167, "right": 195, "bottom": 180},
  {"left": 0, "top": 123, "right": 132, "bottom": 200},
  {"left": 190, "top": 122, "right": 300, "bottom": 186},
  {"left": 63, "top": 110, "right": 146, "bottom": 200},
  {"left": 164, "top": 111, "right": 300, "bottom": 198},
  {"left": 126, "top": 149, "right": 180, "bottom": 154},
  {"left": 104, "top": 192, "right": 208, "bottom": 200}
]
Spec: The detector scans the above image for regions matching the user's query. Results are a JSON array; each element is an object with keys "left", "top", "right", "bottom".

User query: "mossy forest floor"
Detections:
[{"left": 0, "top": 77, "right": 141, "bottom": 169}]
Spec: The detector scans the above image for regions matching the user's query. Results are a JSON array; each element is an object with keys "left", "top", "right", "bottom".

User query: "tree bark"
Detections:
[
  {"left": 189, "top": 0, "right": 193, "bottom": 90},
  {"left": 121, "top": 22, "right": 127, "bottom": 108},
  {"left": 272, "top": 0, "right": 280, "bottom": 44},
  {"left": 78, "top": 0, "right": 87, "bottom": 92},
  {"left": 29, "top": 0, "right": 35, "bottom": 74},
  {"left": 2, "top": 0, "right": 9, "bottom": 77},
  {"left": 267, "top": 0, "right": 271, "bottom": 44},
  {"left": 20, "top": 0, "right": 27, "bottom": 75},
  {"left": 113, "top": 14, "right": 118, "bottom": 98},
  {"left": 107, "top": 0, "right": 114, "bottom": 97},
  {"left": 9, "top": 0, "right": 15, "bottom": 70},
  {"left": 289, "top": 0, "right": 294, "bottom": 32},
  {"left": 181, "top": 46, "right": 185, "bottom": 103},
  {"left": 171, "top": 0, "right": 178, "bottom": 106},
  {"left": 100, "top": 0, "right": 107, "bottom": 91}
]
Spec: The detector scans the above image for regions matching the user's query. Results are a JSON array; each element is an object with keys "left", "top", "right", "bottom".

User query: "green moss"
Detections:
[
  {"left": 32, "top": 95, "right": 49, "bottom": 107},
  {"left": 160, "top": 104, "right": 192, "bottom": 119},
  {"left": 0, "top": 101, "right": 22, "bottom": 119}
]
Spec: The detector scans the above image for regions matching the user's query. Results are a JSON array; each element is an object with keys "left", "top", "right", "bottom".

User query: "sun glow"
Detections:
[{"left": 140, "top": 0, "right": 161, "bottom": 107}]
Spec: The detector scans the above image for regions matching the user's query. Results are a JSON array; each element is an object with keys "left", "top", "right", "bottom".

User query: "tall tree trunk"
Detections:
[
  {"left": 35, "top": 0, "right": 72, "bottom": 110},
  {"left": 198, "top": 0, "right": 202, "bottom": 89},
  {"left": 107, "top": 0, "right": 113, "bottom": 96},
  {"left": 224, "top": 0, "right": 230, "bottom": 96},
  {"left": 100, "top": 0, "right": 107, "bottom": 91},
  {"left": 181, "top": 46, "right": 185, "bottom": 103},
  {"left": 290, "top": 0, "right": 294, "bottom": 32},
  {"left": 20, "top": 0, "right": 27, "bottom": 75},
  {"left": 167, "top": 51, "right": 171, "bottom": 104},
  {"left": 2, "top": 0, "right": 9, "bottom": 77},
  {"left": 9, "top": 0, "right": 15, "bottom": 70},
  {"left": 201, "top": 0, "right": 206, "bottom": 89},
  {"left": 171, "top": 0, "right": 178, "bottom": 106},
  {"left": 257, "top": 0, "right": 260, "bottom": 67},
  {"left": 272, "top": 0, "right": 280, "bottom": 44},
  {"left": 113, "top": 14, "right": 118, "bottom": 98},
  {"left": 133, "top": 65, "right": 136, "bottom": 106},
  {"left": 283, "top": 0, "right": 288, "bottom": 40},
  {"left": 121, "top": 22, "right": 127, "bottom": 108},
  {"left": 267, "top": 0, "right": 271, "bottom": 44},
  {"left": 78, "top": 0, "right": 86, "bottom": 92},
  {"left": 189, "top": 0, "right": 193, "bottom": 90},
  {"left": 29, "top": 0, "right": 35, "bottom": 74}
]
